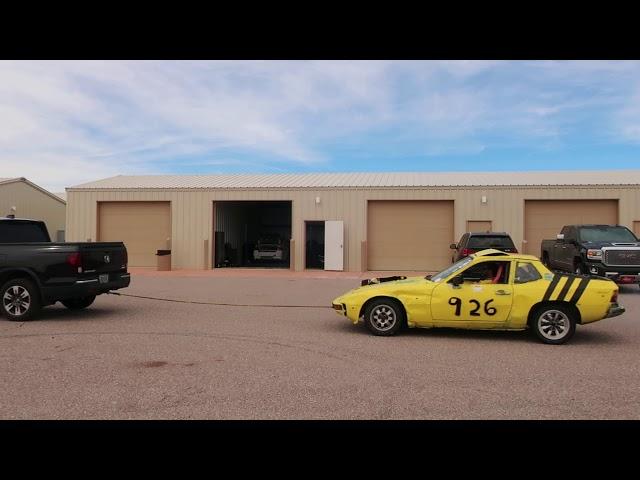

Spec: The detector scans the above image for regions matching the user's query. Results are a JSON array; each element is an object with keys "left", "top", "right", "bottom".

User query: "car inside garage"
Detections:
[
  {"left": 523, "top": 199, "right": 618, "bottom": 256},
  {"left": 213, "top": 201, "right": 292, "bottom": 268}
]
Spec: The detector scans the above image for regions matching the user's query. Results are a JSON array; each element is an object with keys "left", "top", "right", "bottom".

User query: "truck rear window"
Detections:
[
  {"left": 468, "top": 236, "right": 515, "bottom": 249},
  {"left": 0, "top": 222, "right": 50, "bottom": 243}
]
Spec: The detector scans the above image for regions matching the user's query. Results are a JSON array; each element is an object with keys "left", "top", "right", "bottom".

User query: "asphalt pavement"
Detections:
[{"left": 1, "top": 275, "right": 638, "bottom": 419}]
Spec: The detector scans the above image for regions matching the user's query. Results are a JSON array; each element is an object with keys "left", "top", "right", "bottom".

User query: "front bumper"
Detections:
[
  {"left": 584, "top": 262, "right": 640, "bottom": 284},
  {"left": 605, "top": 303, "right": 626, "bottom": 319},
  {"left": 42, "top": 272, "right": 131, "bottom": 302}
]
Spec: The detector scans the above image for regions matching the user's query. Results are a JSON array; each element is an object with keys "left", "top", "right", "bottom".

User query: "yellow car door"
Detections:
[{"left": 430, "top": 259, "right": 514, "bottom": 328}]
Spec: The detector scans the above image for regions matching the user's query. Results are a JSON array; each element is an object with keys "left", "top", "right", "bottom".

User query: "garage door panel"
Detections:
[
  {"left": 368, "top": 201, "right": 454, "bottom": 271},
  {"left": 98, "top": 202, "right": 171, "bottom": 267},
  {"left": 524, "top": 200, "right": 618, "bottom": 256}
]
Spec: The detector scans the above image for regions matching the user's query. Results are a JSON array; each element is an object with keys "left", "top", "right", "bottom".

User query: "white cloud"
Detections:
[{"left": 0, "top": 60, "right": 639, "bottom": 192}]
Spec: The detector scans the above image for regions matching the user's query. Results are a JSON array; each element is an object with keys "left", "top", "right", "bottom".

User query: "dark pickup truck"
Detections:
[
  {"left": 0, "top": 217, "right": 130, "bottom": 321},
  {"left": 541, "top": 224, "right": 640, "bottom": 285}
]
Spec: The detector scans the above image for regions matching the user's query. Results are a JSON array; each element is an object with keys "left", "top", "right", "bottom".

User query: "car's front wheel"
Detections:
[
  {"left": 61, "top": 295, "right": 96, "bottom": 310},
  {"left": 1, "top": 278, "right": 41, "bottom": 321},
  {"left": 364, "top": 298, "right": 405, "bottom": 336},
  {"left": 530, "top": 304, "right": 576, "bottom": 345}
]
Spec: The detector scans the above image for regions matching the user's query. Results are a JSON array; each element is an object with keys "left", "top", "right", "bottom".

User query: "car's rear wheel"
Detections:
[
  {"left": 1, "top": 278, "right": 41, "bottom": 321},
  {"left": 61, "top": 295, "right": 96, "bottom": 310},
  {"left": 530, "top": 304, "right": 576, "bottom": 345},
  {"left": 364, "top": 298, "right": 404, "bottom": 336}
]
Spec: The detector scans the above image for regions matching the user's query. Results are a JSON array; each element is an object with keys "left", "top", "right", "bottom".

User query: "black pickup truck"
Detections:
[
  {"left": 540, "top": 224, "right": 640, "bottom": 285},
  {"left": 0, "top": 217, "right": 130, "bottom": 321}
]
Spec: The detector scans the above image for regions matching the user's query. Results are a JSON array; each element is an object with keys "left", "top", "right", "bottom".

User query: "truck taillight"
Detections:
[
  {"left": 66, "top": 252, "right": 83, "bottom": 273},
  {"left": 461, "top": 248, "right": 476, "bottom": 256}
]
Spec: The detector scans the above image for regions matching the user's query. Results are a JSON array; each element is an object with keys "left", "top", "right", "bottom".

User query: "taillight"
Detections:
[
  {"left": 461, "top": 248, "right": 476, "bottom": 256},
  {"left": 66, "top": 252, "right": 83, "bottom": 273}
]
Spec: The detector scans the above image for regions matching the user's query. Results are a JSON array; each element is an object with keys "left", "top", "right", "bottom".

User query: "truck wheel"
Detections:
[
  {"left": 61, "top": 295, "right": 96, "bottom": 310},
  {"left": 364, "top": 298, "right": 405, "bottom": 336},
  {"left": 1, "top": 278, "right": 41, "bottom": 321},
  {"left": 574, "top": 261, "right": 584, "bottom": 275},
  {"left": 530, "top": 304, "right": 576, "bottom": 345}
]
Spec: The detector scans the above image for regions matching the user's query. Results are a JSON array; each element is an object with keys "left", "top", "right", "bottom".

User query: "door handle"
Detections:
[{"left": 496, "top": 290, "right": 511, "bottom": 296}]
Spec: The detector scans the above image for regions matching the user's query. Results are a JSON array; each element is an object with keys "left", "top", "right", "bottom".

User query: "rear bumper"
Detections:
[
  {"left": 42, "top": 273, "right": 131, "bottom": 302},
  {"left": 605, "top": 303, "right": 626, "bottom": 319}
]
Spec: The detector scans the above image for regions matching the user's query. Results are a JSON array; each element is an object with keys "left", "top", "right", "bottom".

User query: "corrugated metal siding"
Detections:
[
  {"left": 66, "top": 185, "right": 640, "bottom": 271},
  {"left": 1, "top": 181, "right": 66, "bottom": 239}
]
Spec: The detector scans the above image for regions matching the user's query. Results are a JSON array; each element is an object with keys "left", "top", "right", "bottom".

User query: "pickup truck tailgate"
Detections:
[{"left": 80, "top": 243, "right": 127, "bottom": 273}]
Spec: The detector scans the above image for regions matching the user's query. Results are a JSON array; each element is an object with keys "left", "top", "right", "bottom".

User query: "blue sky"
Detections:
[{"left": 1, "top": 60, "right": 639, "bottom": 191}]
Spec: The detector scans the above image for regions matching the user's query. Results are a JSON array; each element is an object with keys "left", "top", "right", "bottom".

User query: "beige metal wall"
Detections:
[
  {"left": 0, "top": 181, "right": 66, "bottom": 239},
  {"left": 66, "top": 185, "right": 640, "bottom": 272}
]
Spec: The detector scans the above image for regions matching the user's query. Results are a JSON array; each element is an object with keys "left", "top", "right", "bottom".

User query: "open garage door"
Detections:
[
  {"left": 524, "top": 200, "right": 618, "bottom": 256},
  {"left": 214, "top": 201, "right": 292, "bottom": 268},
  {"left": 367, "top": 200, "right": 454, "bottom": 271},
  {"left": 98, "top": 201, "right": 171, "bottom": 267}
]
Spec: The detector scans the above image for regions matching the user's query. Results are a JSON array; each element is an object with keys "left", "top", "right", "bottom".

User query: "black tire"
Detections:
[
  {"left": 530, "top": 304, "right": 577, "bottom": 345},
  {"left": 1, "top": 278, "right": 41, "bottom": 321},
  {"left": 364, "top": 298, "right": 405, "bottom": 336},
  {"left": 574, "top": 260, "right": 584, "bottom": 275},
  {"left": 61, "top": 295, "right": 96, "bottom": 310}
]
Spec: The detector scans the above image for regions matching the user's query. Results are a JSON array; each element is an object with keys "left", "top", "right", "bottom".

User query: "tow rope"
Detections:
[{"left": 107, "top": 291, "right": 331, "bottom": 309}]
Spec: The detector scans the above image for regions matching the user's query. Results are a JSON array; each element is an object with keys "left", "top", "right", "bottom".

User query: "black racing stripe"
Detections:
[
  {"left": 542, "top": 274, "right": 562, "bottom": 301},
  {"left": 569, "top": 277, "right": 591, "bottom": 304},
  {"left": 556, "top": 276, "right": 576, "bottom": 302}
]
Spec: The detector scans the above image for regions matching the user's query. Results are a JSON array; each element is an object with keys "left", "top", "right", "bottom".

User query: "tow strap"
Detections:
[{"left": 107, "top": 291, "right": 331, "bottom": 309}]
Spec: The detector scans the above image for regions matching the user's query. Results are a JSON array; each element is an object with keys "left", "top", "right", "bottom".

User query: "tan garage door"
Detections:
[
  {"left": 467, "top": 220, "right": 492, "bottom": 232},
  {"left": 98, "top": 202, "right": 171, "bottom": 267},
  {"left": 524, "top": 200, "right": 618, "bottom": 256},
  {"left": 368, "top": 200, "right": 454, "bottom": 271}
]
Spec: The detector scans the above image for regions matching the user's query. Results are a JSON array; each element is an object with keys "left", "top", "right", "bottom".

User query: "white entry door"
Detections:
[{"left": 324, "top": 220, "right": 344, "bottom": 271}]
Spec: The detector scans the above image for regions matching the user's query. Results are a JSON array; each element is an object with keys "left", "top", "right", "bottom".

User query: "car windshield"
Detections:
[
  {"left": 468, "top": 235, "right": 515, "bottom": 249},
  {"left": 429, "top": 256, "right": 474, "bottom": 283},
  {"left": 579, "top": 226, "right": 638, "bottom": 243}
]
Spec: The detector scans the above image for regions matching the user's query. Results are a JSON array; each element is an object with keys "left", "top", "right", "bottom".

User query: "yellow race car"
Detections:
[{"left": 332, "top": 249, "right": 625, "bottom": 344}]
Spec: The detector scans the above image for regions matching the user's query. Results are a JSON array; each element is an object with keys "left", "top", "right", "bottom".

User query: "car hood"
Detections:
[
  {"left": 340, "top": 275, "right": 433, "bottom": 297},
  {"left": 580, "top": 241, "right": 640, "bottom": 248}
]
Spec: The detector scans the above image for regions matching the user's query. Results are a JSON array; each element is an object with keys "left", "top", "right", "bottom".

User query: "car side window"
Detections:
[
  {"left": 514, "top": 262, "right": 542, "bottom": 284},
  {"left": 457, "top": 260, "right": 510, "bottom": 285}
]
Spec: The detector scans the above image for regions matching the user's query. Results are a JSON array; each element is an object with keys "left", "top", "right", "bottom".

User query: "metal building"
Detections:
[
  {"left": 65, "top": 171, "right": 640, "bottom": 271},
  {"left": 0, "top": 177, "right": 67, "bottom": 241}
]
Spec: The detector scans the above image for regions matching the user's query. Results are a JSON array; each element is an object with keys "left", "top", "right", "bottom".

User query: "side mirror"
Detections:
[
  {"left": 556, "top": 234, "right": 565, "bottom": 241},
  {"left": 450, "top": 243, "right": 457, "bottom": 250},
  {"left": 451, "top": 275, "right": 463, "bottom": 286}
]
